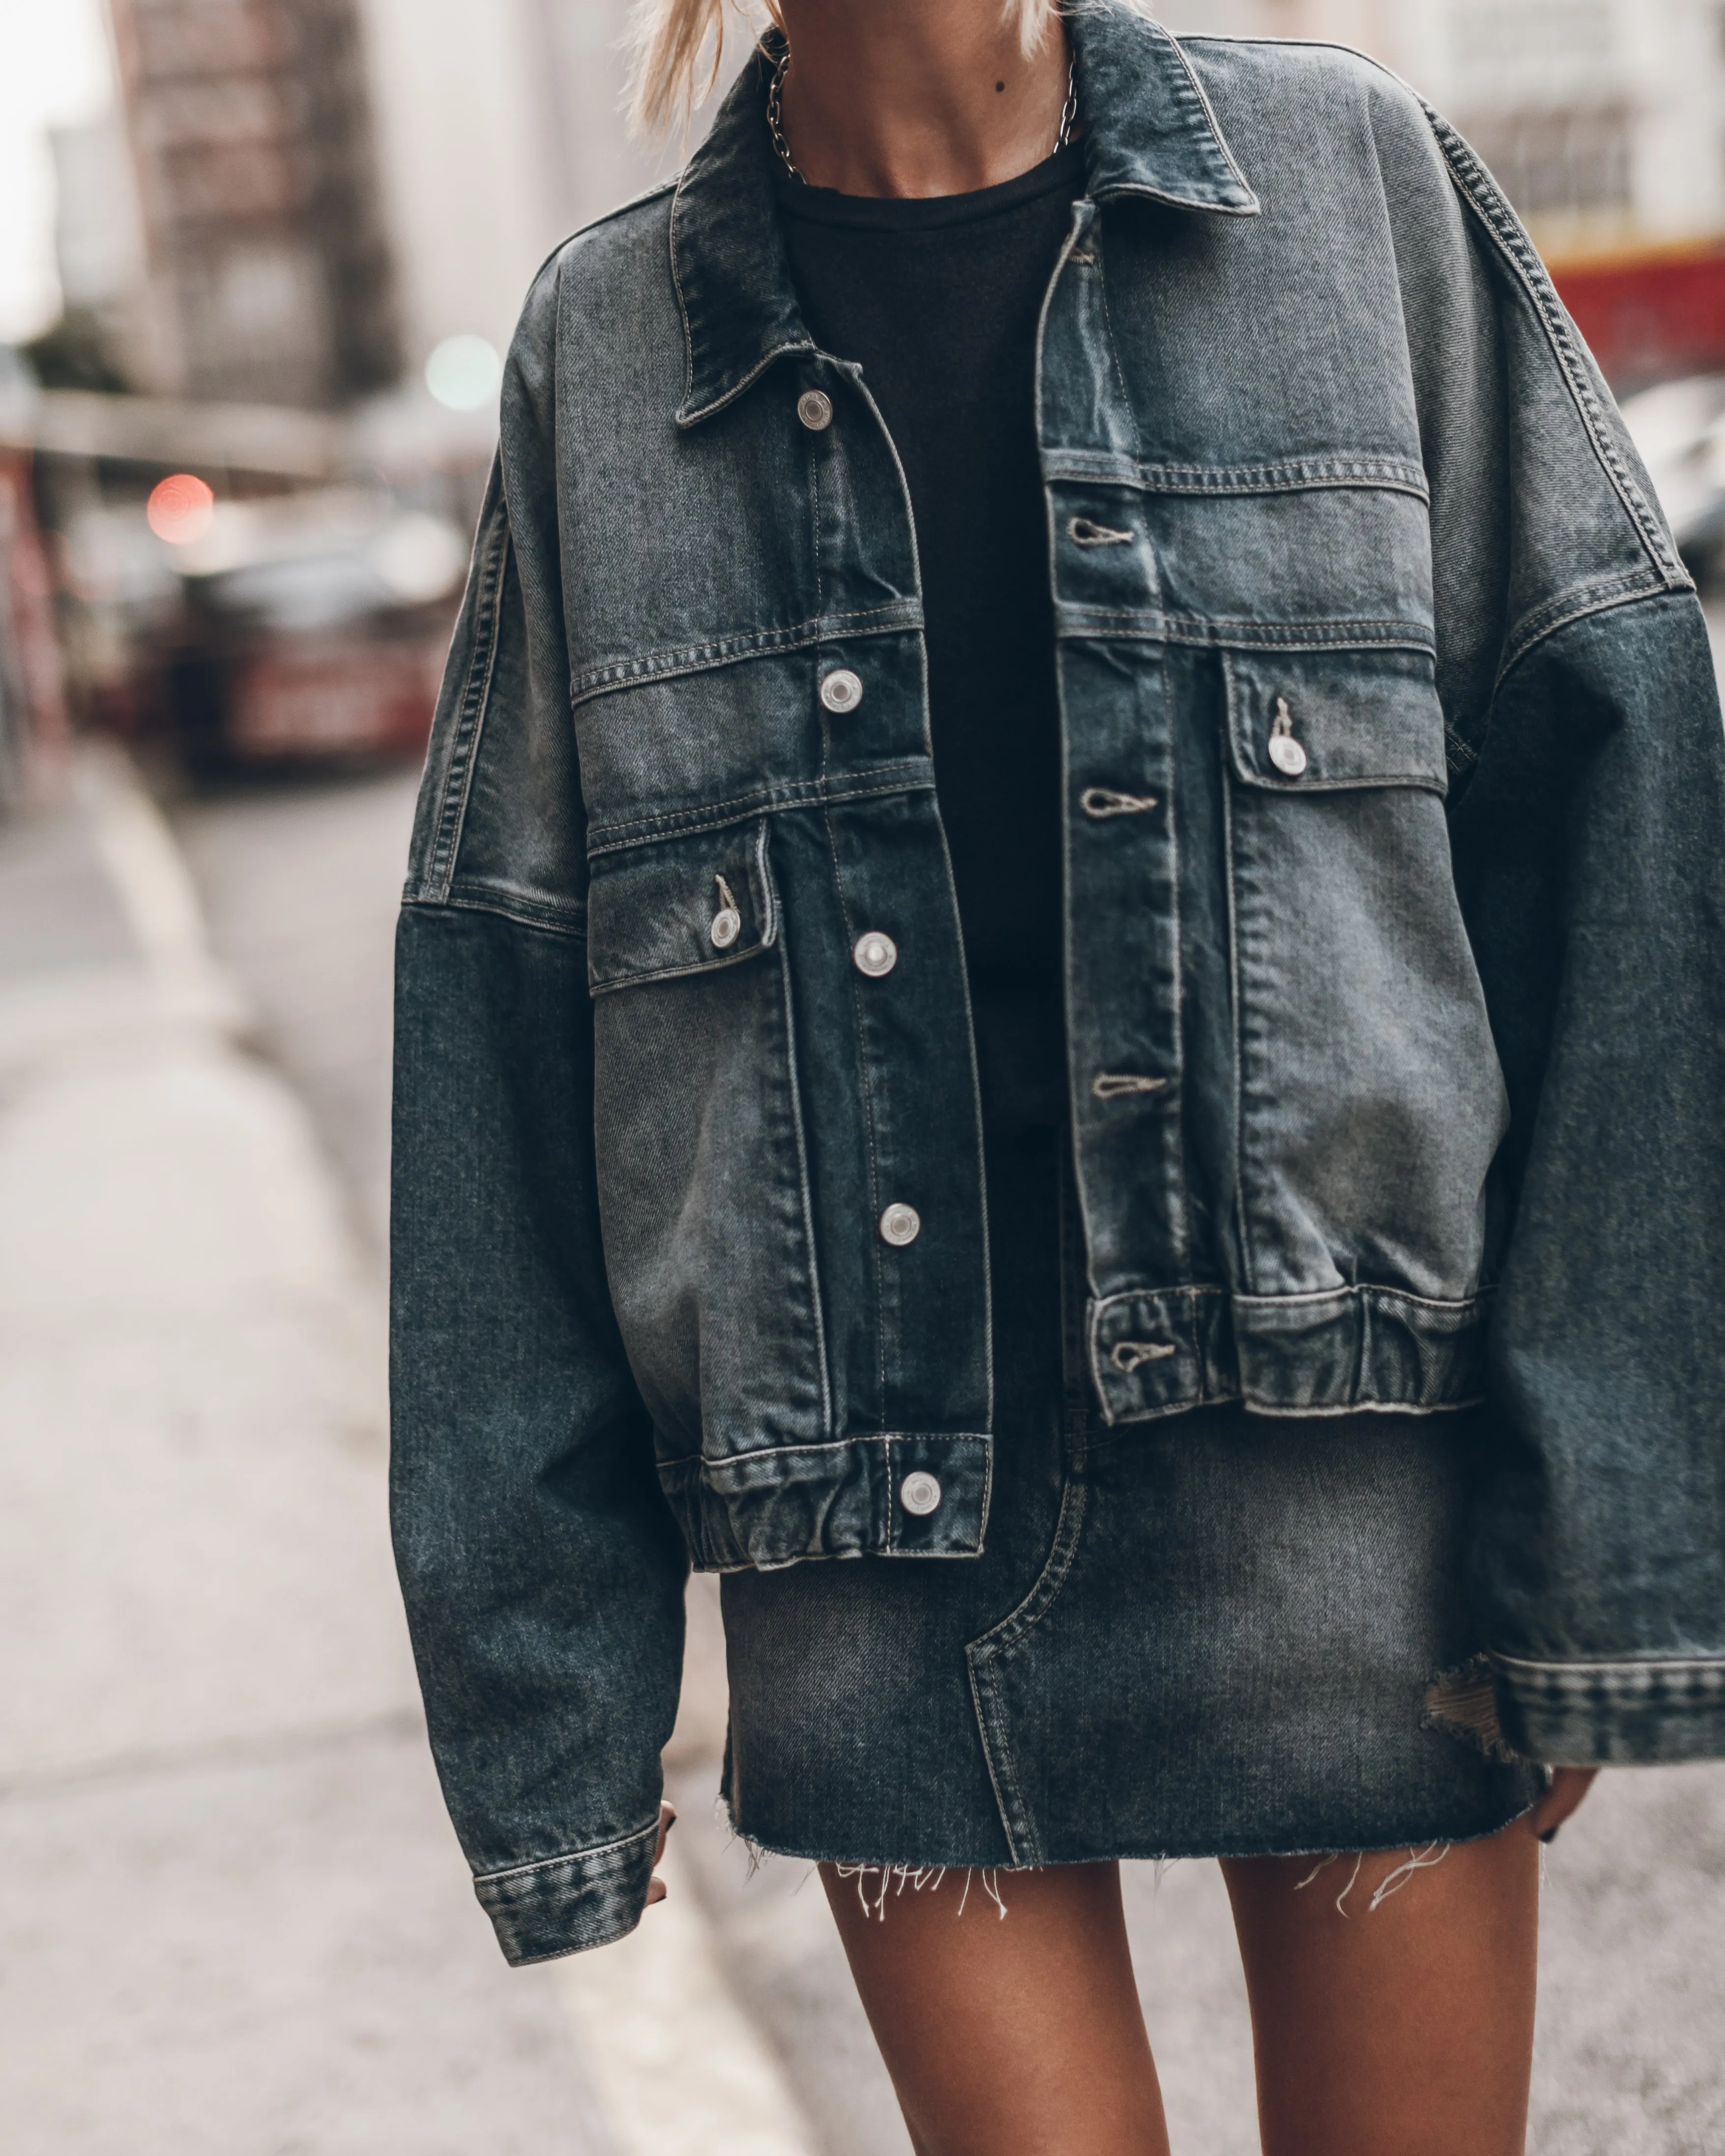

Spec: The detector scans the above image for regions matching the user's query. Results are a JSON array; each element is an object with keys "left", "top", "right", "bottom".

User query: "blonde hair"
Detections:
[{"left": 627, "top": 0, "right": 1063, "bottom": 137}]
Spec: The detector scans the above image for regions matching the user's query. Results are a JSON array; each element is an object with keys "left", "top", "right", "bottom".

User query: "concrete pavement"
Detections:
[{"left": 0, "top": 749, "right": 810, "bottom": 2154}]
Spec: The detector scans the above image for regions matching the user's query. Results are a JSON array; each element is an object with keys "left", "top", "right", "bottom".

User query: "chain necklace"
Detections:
[{"left": 767, "top": 43, "right": 1078, "bottom": 186}]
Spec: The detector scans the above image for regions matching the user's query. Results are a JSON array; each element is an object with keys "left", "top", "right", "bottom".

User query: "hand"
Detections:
[
  {"left": 644, "top": 1801, "right": 677, "bottom": 1906},
  {"left": 1529, "top": 1766, "right": 1598, "bottom": 1843}
]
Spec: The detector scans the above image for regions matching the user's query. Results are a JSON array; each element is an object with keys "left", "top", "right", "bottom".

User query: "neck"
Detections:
[{"left": 772, "top": 0, "right": 1070, "bottom": 198}]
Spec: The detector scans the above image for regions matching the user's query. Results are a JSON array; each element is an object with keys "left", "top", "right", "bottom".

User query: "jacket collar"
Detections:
[{"left": 671, "top": 3, "right": 1259, "bottom": 427}]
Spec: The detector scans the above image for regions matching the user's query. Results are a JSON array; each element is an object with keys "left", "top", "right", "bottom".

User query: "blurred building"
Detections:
[
  {"left": 1184, "top": 1, "right": 1725, "bottom": 257},
  {"left": 76, "top": 0, "right": 667, "bottom": 410},
  {"left": 105, "top": 0, "right": 399, "bottom": 410},
  {"left": 1175, "top": 0, "right": 1725, "bottom": 387},
  {"left": 355, "top": 0, "right": 667, "bottom": 391}
]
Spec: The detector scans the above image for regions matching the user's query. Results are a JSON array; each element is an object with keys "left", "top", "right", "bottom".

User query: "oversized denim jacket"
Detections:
[{"left": 391, "top": 3, "right": 1725, "bottom": 1963}]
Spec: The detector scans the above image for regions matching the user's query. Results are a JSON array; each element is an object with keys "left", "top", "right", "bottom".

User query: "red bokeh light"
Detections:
[{"left": 146, "top": 473, "right": 217, "bottom": 545}]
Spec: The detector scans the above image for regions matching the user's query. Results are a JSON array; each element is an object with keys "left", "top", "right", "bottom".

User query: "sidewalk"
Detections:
[
  {"left": 0, "top": 748, "right": 811, "bottom": 2155},
  {"left": 6, "top": 745, "right": 1723, "bottom": 2155}
]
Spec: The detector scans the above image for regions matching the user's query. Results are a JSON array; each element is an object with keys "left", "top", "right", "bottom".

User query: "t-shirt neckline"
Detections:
[{"left": 771, "top": 141, "right": 1087, "bottom": 232}]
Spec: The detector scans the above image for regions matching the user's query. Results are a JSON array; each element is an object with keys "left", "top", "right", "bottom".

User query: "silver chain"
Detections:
[{"left": 767, "top": 43, "right": 1077, "bottom": 186}]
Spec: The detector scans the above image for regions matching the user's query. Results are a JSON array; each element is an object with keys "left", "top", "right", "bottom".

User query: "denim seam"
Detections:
[
  {"left": 1153, "top": 18, "right": 1263, "bottom": 207},
  {"left": 1493, "top": 1653, "right": 1725, "bottom": 1682},
  {"left": 1426, "top": 105, "right": 1688, "bottom": 587},
  {"left": 772, "top": 858, "right": 834, "bottom": 1438},
  {"left": 590, "top": 940, "right": 772, "bottom": 995},
  {"left": 965, "top": 1469, "right": 1091, "bottom": 1867},
  {"left": 423, "top": 502, "right": 509, "bottom": 902},
  {"left": 821, "top": 799, "right": 889, "bottom": 1429},
  {"left": 1494, "top": 572, "right": 1676, "bottom": 691},
  {"left": 656, "top": 1431, "right": 991, "bottom": 1472},
  {"left": 1043, "top": 451, "right": 1429, "bottom": 499},
  {"left": 1056, "top": 613, "right": 1436, "bottom": 651},
  {"left": 586, "top": 768, "right": 934, "bottom": 853},
  {"left": 401, "top": 890, "right": 587, "bottom": 938},
  {"left": 474, "top": 1818, "right": 659, "bottom": 1888},
  {"left": 1219, "top": 713, "right": 1256, "bottom": 1300},
  {"left": 568, "top": 603, "right": 923, "bottom": 708}
]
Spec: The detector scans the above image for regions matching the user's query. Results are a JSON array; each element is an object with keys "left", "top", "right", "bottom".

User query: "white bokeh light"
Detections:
[{"left": 424, "top": 333, "right": 503, "bottom": 411}]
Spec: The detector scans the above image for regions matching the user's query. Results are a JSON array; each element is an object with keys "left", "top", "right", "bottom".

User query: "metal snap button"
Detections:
[
  {"left": 709, "top": 874, "right": 742, "bottom": 949},
  {"left": 879, "top": 1202, "right": 921, "bottom": 1248},
  {"left": 1268, "top": 696, "right": 1308, "bottom": 777},
  {"left": 797, "top": 389, "right": 833, "bottom": 431},
  {"left": 900, "top": 1470, "right": 942, "bottom": 1516},
  {"left": 820, "top": 669, "right": 864, "bottom": 714},
  {"left": 853, "top": 931, "right": 898, "bottom": 978}
]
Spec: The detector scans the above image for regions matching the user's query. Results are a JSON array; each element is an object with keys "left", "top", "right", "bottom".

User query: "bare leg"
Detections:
[
  {"left": 821, "top": 1860, "right": 1169, "bottom": 2156},
  {"left": 1221, "top": 1815, "right": 1540, "bottom": 2156}
]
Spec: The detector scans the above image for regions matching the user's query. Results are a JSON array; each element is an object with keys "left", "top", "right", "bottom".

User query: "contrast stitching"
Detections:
[
  {"left": 823, "top": 798, "right": 889, "bottom": 1422},
  {"left": 1495, "top": 570, "right": 1673, "bottom": 689},
  {"left": 667, "top": 1431, "right": 992, "bottom": 1473},
  {"left": 586, "top": 766, "right": 932, "bottom": 854},
  {"left": 965, "top": 1470, "right": 1091, "bottom": 1867},
  {"left": 770, "top": 851, "right": 833, "bottom": 1436},
  {"left": 1425, "top": 105, "right": 1685, "bottom": 585},
  {"left": 1056, "top": 610, "right": 1436, "bottom": 652},
  {"left": 424, "top": 888, "right": 587, "bottom": 937},
  {"left": 425, "top": 502, "right": 510, "bottom": 900},
  {"left": 1493, "top": 1652, "right": 1725, "bottom": 1680},
  {"left": 589, "top": 939, "right": 772, "bottom": 995},
  {"left": 475, "top": 1819, "right": 659, "bottom": 1888},
  {"left": 568, "top": 603, "right": 921, "bottom": 708},
  {"left": 1043, "top": 452, "right": 1429, "bottom": 500}
]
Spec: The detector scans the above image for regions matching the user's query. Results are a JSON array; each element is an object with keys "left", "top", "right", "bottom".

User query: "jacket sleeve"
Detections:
[
  {"left": 1380, "top": 86, "right": 1725, "bottom": 1764},
  {"left": 390, "top": 255, "right": 687, "bottom": 1963}
]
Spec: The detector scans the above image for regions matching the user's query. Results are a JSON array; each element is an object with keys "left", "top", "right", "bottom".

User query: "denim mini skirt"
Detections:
[{"left": 720, "top": 1127, "right": 1542, "bottom": 1869}]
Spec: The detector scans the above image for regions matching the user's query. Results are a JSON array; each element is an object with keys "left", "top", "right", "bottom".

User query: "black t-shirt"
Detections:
[{"left": 775, "top": 146, "right": 1085, "bottom": 1136}]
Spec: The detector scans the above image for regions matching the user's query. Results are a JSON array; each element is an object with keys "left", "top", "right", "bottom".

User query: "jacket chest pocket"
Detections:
[
  {"left": 1220, "top": 648, "right": 1506, "bottom": 1302},
  {"left": 586, "top": 819, "right": 777, "bottom": 993},
  {"left": 584, "top": 817, "right": 830, "bottom": 1462}
]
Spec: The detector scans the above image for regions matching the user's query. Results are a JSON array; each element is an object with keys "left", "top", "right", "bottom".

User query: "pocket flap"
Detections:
[
  {"left": 1224, "top": 648, "right": 1447, "bottom": 794},
  {"left": 586, "top": 819, "right": 777, "bottom": 994}
]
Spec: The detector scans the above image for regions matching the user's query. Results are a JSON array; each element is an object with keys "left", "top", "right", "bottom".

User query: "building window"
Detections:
[{"left": 1462, "top": 107, "right": 1634, "bottom": 221}]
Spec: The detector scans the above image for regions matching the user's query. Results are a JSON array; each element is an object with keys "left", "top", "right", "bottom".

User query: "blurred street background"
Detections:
[{"left": 1, "top": 3, "right": 1724, "bottom": 2152}]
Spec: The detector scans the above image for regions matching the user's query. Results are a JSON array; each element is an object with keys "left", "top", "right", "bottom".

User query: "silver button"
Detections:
[
  {"left": 709, "top": 874, "right": 742, "bottom": 949},
  {"left": 820, "top": 669, "right": 864, "bottom": 714},
  {"left": 1268, "top": 734, "right": 1308, "bottom": 777},
  {"left": 879, "top": 1202, "right": 921, "bottom": 1248},
  {"left": 797, "top": 389, "right": 833, "bottom": 431},
  {"left": 1268, "top": 696, "right": 1308, "bottom": 778},
  {"left": 900, "top": 1470, "right": 942, "bottom": 1516},
  {"left": 853, "top": 931, "right": 898, "bottom": 978}
]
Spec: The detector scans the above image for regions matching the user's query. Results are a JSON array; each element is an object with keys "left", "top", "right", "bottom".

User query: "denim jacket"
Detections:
[{"left": 391, "top": 2, "right": 1725, "bottom": 1963}]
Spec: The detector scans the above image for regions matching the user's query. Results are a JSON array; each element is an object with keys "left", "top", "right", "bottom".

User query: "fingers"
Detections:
[
  {"left": 1529, "top": 1766, "right": 1599, "bottom": 1844},
  {"left": 645, "top": 1799, "right": 677, "bottom": 1911}
]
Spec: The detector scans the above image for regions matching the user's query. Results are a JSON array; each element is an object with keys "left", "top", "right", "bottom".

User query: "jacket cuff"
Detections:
[
  {"left": 1493, "top": 1653, "right": 1725, "bottom": 1765},
  {"left": 474, "top": 1820, "right": 659, "bottom": 1964}
]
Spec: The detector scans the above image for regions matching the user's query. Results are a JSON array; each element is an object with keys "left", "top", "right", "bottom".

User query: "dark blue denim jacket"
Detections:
[{"left": 391, "top": 3, "right": 1725, "bottom": 1962}]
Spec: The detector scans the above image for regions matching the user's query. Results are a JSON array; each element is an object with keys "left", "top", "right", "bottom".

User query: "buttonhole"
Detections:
[
  {"left": 1069, "top": 516, "right": 1134, "bottom": 547},
  {"left": 1081, "top": 787, "right": 1158, "bottom": 818},
  {"left": 1092, "top": 1073, "right": 1169, "bottom": 1100},
  {"left": 1111, "top": 1340, "right": 1177, "bottom": 1373}
]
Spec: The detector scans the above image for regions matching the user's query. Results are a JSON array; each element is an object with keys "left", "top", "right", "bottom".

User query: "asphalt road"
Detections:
[{"left": 169, "top": 758, "right": 1725, "bottom": 2156}]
